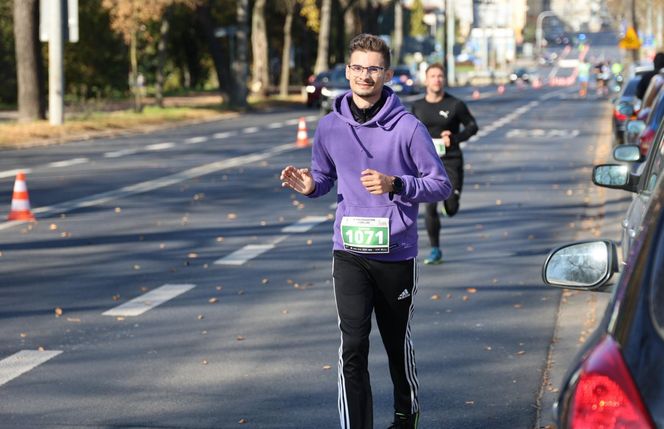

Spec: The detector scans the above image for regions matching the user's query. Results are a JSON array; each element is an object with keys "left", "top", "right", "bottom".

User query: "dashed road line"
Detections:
[
  {"left": 214, "top": 235, "right": 288, "bottom": 266},
  {"left": 146, "top": 142, "right": 175, "bottom": 151},
  {"left": 104, "top": 149, "right": 138, "bottom": 158},
  {"left": 243, "top": 127, "right": 259, "bottom": 134},
  {"left": 185, "top": 136, "right": 208, "bottom": 144},
  {"left": 281, "top": 215, "right": 329, "bottom": 233},
  {"left": 0, "top": 350, "right": 62, "bottom": 387},
  {"left": 48, "top": 158, "right": 89, "bottom": 168},
  {"left": 213, "top": 131, "right": 237, "bottom": 139},
  {"left": 0, "top": 168, "right": 32, "bottom": 179},
  {"left": 102, "top": 284, "right": 196, "bottom": 317},
  {"left": 267, "top": 122, "right": 284, "bottom": 129}
]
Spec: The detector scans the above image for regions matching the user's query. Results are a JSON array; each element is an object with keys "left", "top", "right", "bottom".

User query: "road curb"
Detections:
[{"left": 536, "top": 101, "right": 617, "bottom": 429}]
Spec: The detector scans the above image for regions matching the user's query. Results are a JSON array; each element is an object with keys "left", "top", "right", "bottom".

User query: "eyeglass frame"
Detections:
[{"left": 347, "top": 64, "right": 386, "bottom": 76}]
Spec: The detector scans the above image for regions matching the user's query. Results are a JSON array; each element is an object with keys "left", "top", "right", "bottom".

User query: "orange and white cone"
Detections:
[
  {"left": 7, "top": 171, "right": 35, "bottom": 221},
  {"left": 295, "top": 117, "right": 310, "bottom": 148}
]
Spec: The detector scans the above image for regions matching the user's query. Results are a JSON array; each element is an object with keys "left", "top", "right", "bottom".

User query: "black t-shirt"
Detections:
[{"left": 412, "top": 92, "right": 478, "bottom": 158}]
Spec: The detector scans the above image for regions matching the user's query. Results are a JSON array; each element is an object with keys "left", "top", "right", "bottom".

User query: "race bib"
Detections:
[
  {"left": 341, "top": 216, "right": 390, "bottom": 253},
  {"left": 432, "top": 138, "right": 446, "bottom": 156}
]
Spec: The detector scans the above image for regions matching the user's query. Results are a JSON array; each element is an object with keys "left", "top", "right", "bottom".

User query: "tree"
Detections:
[
  {"left": 410, "top": 0, "right": 427, "bottom": 38},
  {"left": 279, "top": 0, "right": 297, "bottom": 97},
  {"left": 101, "top": 0, "right": 198, "bottom": 111},
  {"left": 250, "top": 0, "right": 269, "bottom": 97},
  {"left": 13, "top": 0, "right": 45, "bottom": 122},
  {"left": 314, "top": 0, "right": 330, "bottom": 74},
  {"left": 230, "top": 0, "right": 249, "bottom": 108}
]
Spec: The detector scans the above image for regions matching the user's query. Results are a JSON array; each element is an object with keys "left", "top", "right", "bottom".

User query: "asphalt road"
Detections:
[{"left": 0, "top": 65, "right": 628, "bottom": 427}]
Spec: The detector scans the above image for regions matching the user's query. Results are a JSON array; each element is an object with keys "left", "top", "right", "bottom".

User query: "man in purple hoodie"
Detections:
[{"left": 280, "top": 34, "right": 451, "bottom": 429}]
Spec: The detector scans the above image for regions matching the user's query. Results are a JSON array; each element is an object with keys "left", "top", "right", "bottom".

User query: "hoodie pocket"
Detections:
[{"left": 336, "top": 203, "right": 413, "bottom": 253}]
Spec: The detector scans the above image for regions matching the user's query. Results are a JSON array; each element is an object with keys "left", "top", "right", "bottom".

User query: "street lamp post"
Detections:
[{"left": 536, "top": 11, "right": 556, "bottom": 57}]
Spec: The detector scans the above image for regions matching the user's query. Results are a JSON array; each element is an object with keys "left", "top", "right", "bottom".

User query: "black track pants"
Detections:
[
  {"left": 332, "top": 250, "right": 419, "bottom": 429},
  {"left": 425, "top": 155, "right": 464, "bottom": 248}
]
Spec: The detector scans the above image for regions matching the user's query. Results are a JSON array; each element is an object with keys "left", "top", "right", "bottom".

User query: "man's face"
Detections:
[
  {"left": 345, "top": 50, "right": 393, "bottom": 100},
  {"left": 425, "top": 67, "right": 445, "bottom": 93}
]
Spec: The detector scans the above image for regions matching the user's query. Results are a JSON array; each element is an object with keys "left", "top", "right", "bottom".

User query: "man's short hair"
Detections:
[
  {"left": 348, "top": 34, "right": 391, "bottom": 69},
  {"left": 426, "top": 63, "right": 445, "bottom": 75}
]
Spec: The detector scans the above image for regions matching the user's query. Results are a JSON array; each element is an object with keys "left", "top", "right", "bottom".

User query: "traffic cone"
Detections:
[
  {"left": 295, "top": 117, "right": 310, "bottom": 148},
  {"left": 7, "top": 171, "right": 35, "bottom": 221},
  {"left": 472, "top": 89, "right": 480, "bottom": 100}
]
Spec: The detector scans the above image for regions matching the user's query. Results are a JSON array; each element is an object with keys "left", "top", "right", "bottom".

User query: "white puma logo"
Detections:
[{"left": 439, "top": 110, "right": 449, "bottom": 118}]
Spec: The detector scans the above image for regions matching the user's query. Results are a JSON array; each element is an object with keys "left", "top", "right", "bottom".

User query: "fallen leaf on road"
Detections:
[
  {"left": 114, "top": 207, "right": 122, "bottom": 213},
  {"left": 216, "top": 286, "right": 223, "bottom": 291},
  {"left": 112, "top": 294, "right": 121, "bottom": 301},
  {"left": 188, "top": 253, "right": 198, "bottom": 258},
  {"left": 197, "top": 314, "right": 204, "bottom": 320},
  {"left": 49, "top": 223, "right": 58, "bottom": 230},
  {"left": 55, "top": 308, "right": 63, "bottom": 317},
  {"left": 193, "top": 193, "right": 205, "bottom": 201},
  {"left": 462, "top": 296, "right": 469, "bottom": 301},
  {"left": 38, "top": 346, "right": 45, "bottom": 352},
  {"left": 67, "top": 317, "right": 81, "bottom": 323},
  {"left": 236, "top": 336, "right": 245, "bottom": 341},
  {"left": 513, "top": 304, "right": 523, "bottom": 309},
  {"left": 159, "top": 243, "right": 166, "bottom": 249},
  {"left": 465, "top": 401, "right": 475, "bottom": 405},
  {"left": 202, "top": 359, "right": 208, "bottom": 365},
  {"left": 446, "top": 293, "right": 453, "bottom": 299},
  {"left": 516, "top": 350, "right": 526, "bottom": 356},
  {"left": 485, "top": 346, "right": 492, "bottom": 351},
  {"left": 306, "top": 239, "right": 313, "bottom": 246},
  {"left": 495, "top": 199, "right": 502, "bottom": 205},
  {"left": 466, "top": 288, "right": 477, "bottom": 294},
  {"left": 287, "top": 279, "right": 294, "bottom": 284},
  {"left": 216, "top": 236, "right": 224, "bottom": 242},
  {"left": 322, "top": 365, "right": 332, "bottom": 370},
  {"left": 140, "top": 287, "right": 149, "bottom": 292},
  {"left": 466, "top": 246, "right": 474, "bottom": 252},
  {"left": 261, "top": 278, "right": 269, "bottom": 284},
  {"left": 239, "top": 419, "right": 248, "bottom": 424},
  {"left": 209, "top": 298, "right": 218, "bottom": 304},
  {"left": 115, "top": 316, "right": 125, "bottom": 321},
  {"left": 227, "top": 213, "right": 237, "bottom": 220},
  {"left": 260, "top": 220, "right": 267, "bottom": 226},
  {"left": 20, "top": 332, "right": 27, "bottom": 338},
  {"left": 566, "top": 189, "right": 573, "bottom": 196},
  {"left": 238, "top": 290, "right": 245, "bottom": 295},
  {"left": 133, "top": 264, "right": 141, "bottom": 270},
  {"left": 430, "top": 294, "right": 440, "bottom": 301},
  {"left": 282, "top": 309, "right": 289, "bottom": 315}
]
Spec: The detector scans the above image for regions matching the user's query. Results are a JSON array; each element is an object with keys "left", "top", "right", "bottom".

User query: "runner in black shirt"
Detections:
[{"left": 412, "top": 63, "right": 478, "bottom": 264}]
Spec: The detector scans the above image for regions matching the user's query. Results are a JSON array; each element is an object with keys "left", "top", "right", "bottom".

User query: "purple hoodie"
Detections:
[{"left": 308, "top": 87, "right": 452, "bottom": 261}]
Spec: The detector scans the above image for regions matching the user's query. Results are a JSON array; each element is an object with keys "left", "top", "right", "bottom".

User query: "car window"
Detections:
[
  {"left": 651, "top": 197, "right": 664, "bottom": 335},
  {"left": 646, "top": 137, "right": 664, "bottom": 193},
  {"left": 621, "top": 78, "right": 640, "bottom": 98},
  {"left": 646, "top": 90, "right": 664, "bottom": 128}
]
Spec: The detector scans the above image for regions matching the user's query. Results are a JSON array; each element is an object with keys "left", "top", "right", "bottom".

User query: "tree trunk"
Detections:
[
  {"left": 394, "top": 0, "right": 403, "bottom": 65},
  {"left": 155, "top": 16, "right": 170, "bottom": 108},
  {"left": 195, "top": 2, "right": 231, "bottom": 98},
  {"left": 314, "top": 0, "right": 331, "bottom": 74},
  {"left": 231, "top": 0, "right": 249, "bottom": 108},
  {"left": 13, "top": 0, "right": 45, "bottom": 122},
  {"left": 130, "top": 30, "right": 142, "bottom": 112},
  {"left": 250, "top": 0, "right": 269, "bottom": 97},
  {"left": 279, "top": 2, "right": 295, "bottom": 97}
]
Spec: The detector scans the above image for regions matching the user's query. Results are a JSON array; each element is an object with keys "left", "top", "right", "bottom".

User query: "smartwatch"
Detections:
[{"left": 392, "top": 176, "right": 404, "bottom": 194}]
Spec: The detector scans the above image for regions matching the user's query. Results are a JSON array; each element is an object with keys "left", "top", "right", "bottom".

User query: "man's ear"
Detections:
[{"left": 384, "top": 68, "right": 394, "bottom": 81}]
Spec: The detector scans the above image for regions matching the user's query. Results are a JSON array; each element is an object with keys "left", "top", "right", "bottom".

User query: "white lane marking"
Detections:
[
  {"left": 243, "top": 127, "right": 259, "bottom": 134},
  {"left": 305, "top": 115, "right": 319, "bottom": 122},
  {"left": 185, "top": 136, "right": 208, "bottom": 144},
  {"left": 104, "top": 149, "right": 138, "bottom": 158},
  {"left": 267, "top": 122, "right": 284, "bottom": 129},
  {"left": 102, "top": 284, "right": 196, "bottom": 317},
  {"left": 281, "top": 215, "right": 328, "bottom": 233},
  {"left": 48, "top": 158, "right": 88, "bottom": 168},
  {"left": 0, "top": 168, "right": 33, "bottom": 179},
  {"left": 213, "top": 131, "right": 237, "bottom": 139},
  {"left": 214, "top": 236, "right": 287, "bottom": 266},
  {"left": 0, "top": 350, "right": 62, "bottom": 387},
  {"left": 0, "top": 143, "right": 295, "bottom": 231},
  {"left": 146, "top": 142, "right": 175, "bottom": 151},
  {"left": 214, "top": 244, "right": 275, "bottom": 266},
  {"left": 284, "top": 119, "right": 299, "bottom": 126}
]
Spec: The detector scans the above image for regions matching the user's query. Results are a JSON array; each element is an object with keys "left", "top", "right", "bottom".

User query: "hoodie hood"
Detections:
[{"left": 332, "top": 86, "right": 409, "bottom": 130}]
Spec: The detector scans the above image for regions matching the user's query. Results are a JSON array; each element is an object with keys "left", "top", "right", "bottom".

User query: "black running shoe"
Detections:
[{"left": 387, "top": 412, "right": 419, "bottom": 429}]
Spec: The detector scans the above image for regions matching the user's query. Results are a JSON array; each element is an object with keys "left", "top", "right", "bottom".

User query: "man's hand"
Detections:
[
  {"left": 441, "top": 130, "right": 452, "bottom": 147},
  {"left": 360, "top": 169, "right": 394, "bottom": 195},
  {"left": 280, "top": 165, "right": 315, "bottom": 195}
]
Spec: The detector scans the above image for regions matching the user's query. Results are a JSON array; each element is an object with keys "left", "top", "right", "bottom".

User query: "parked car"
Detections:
[
  {"left": 541, "top": 168, "right": 664, "bottom": 428},
  {"left": 593, "top": 112, "right": 664, "bottom": 264},
  {"left": 509, "top": 67, "right": 532, "bottom": 84},
  {"left": 611, "top": 76, "right": 641, "bottom": 145},
  {"left": 305, "top": 71, "right": 331, "bottom": 108},
  {"left": 319, "top": 65, "right": 350, "bottom": 114},
  {"left": 387, "top": 65, "right": 418, "bottom": 95}
]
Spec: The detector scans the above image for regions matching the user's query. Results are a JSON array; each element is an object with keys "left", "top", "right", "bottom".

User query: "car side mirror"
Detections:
[
  {"left": 542, "top": 240, "right": 618, "bottom": 291},
  {"left": 613, "top": 144, "right": 643, "bottom": 162},
  {"left": 616, "top": 102, "right": 635, "bottom": 117},
  {"left": 625, "top": 120, "right": 646, "bottom": 140},
  {"left": 592, "top": 164, "right": 637, "bottom": 192}
]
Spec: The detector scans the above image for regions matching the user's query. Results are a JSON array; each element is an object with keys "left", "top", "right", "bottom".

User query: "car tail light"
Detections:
[
  {"left": 639, "top": 128, "right": 655, "bottom": 156},
  {"left": 613, "top": 110, "right": 628, "bottom": 121},
  {"left": 567, "top": 336, "right": 654, "bottom": 429}
]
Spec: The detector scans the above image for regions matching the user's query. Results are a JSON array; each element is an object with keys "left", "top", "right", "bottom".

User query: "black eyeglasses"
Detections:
[{"left": 347, "top": 64, "right": 385, "bottom": 76}]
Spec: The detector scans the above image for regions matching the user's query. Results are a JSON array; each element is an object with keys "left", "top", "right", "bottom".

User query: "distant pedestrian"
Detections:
[
  {"left": 577, "top": 59, "right": 591, "bottom": 97},
  {"left": 280, "top": 33, "right": 451, "bottom": 429},
  {"left": 411, "top": 63, "right": 478, "bottom": 265},
  {"left": 636, "top": 52, "right": 664, "bottom": 100}
]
